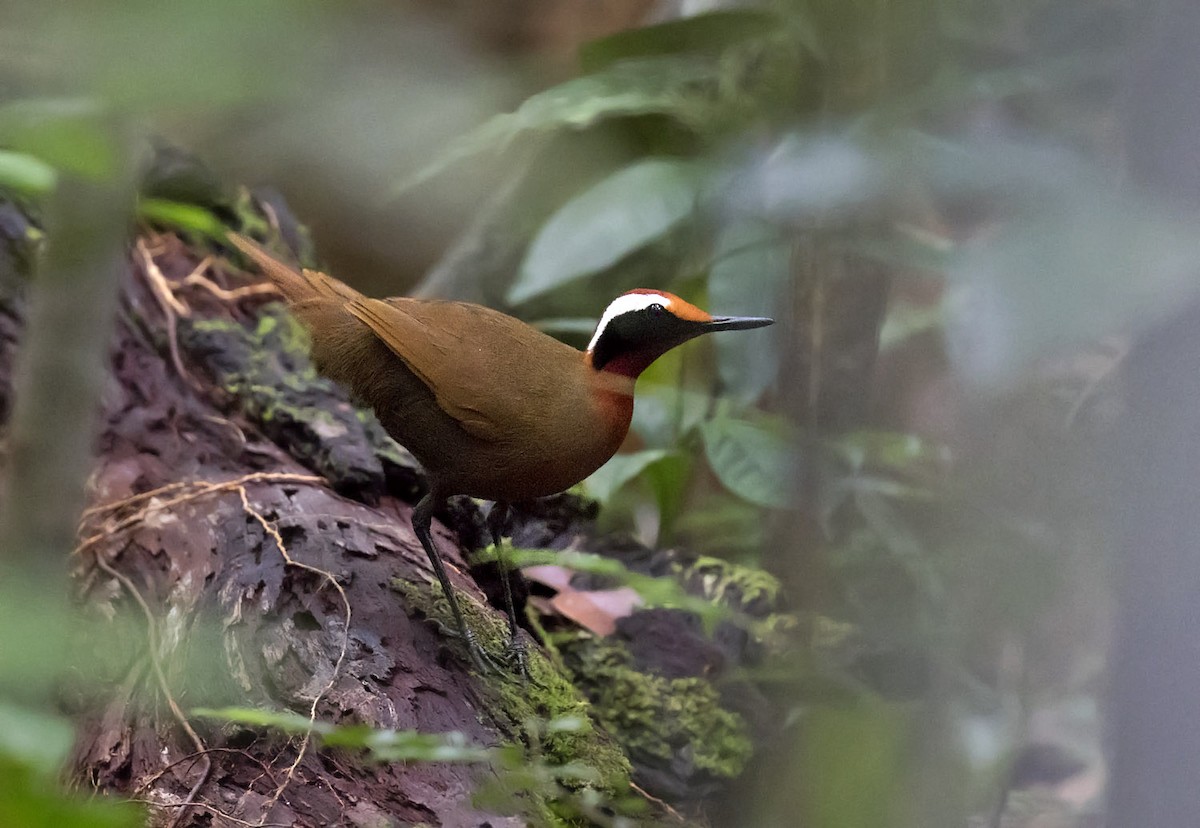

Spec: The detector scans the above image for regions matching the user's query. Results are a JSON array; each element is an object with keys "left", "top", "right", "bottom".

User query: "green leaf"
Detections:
[
  {"left": 0, "top": 756, "right": 142, "bottom": 828},
  {"left": 630, "top": 382, "right": 713, "bottom": 446},
  {"left": 708, "top": 220, "right": 789, "bottom": 402},
  {"left": 0, "top": 706, "right": 140, "bottom": 828},
  {"left": 397, "top": 56, "right": 721, "bottom": 193},
  {"left": 193, "top": 706, "right": 318, "bottom": 732},
  {"left": 544, "top": 714, "right": 588, "bottom": 734},
  {"left": 321, "top": 726, "right": 491, "bottom": 763},
  {"left": 799, "top": 700, "right": 910, "bottom": 828},
  {"left": 830, "top": 430, "right": 948, "bottom": 475},
  {"left": 137, "top": 198, "right": 226, "bottom": 239},
  {"left": 192, "top": 707, "right": 492, "bottom": 763},
  {"left": 0, "top": 150, "right": 58, "bottom": 197},
  {"left": 643, "top": 451, "right": 694, "bottom": 537},
  {"left": 580, "top": 9, "right": 784, "bottom": 71},
  {"left": 701, "top": 415, "right": 796, "bottom": 509},
  {"left": 0, "top": 705, "right": 73, "bottom": 777},
  {"left": 0, "top": 98, "right": 120, "bottom": 181},
  {"left": 0, "top": 581, "right": 72, "bottom": 695},
  {"left": 510, "top": 158, "right": 708, "bottom": 304},
  {"left": 584, "top": 449, "right": 673, "bottom": 504}
]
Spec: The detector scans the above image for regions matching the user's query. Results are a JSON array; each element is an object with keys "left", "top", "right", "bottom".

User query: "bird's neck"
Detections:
[
  {"left": 586, "top": 353, "right": 636, "bottom": 392},
  {"left": 585, "top": 351, "right": 636, "bottom": 429},
  {"left": 585, "top": 344, "right": 663, "bottom": 381}
]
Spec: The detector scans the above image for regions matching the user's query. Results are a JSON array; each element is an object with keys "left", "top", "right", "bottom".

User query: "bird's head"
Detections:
[{"left": 586, "top": 289, "right": 773, "bottom": 378}]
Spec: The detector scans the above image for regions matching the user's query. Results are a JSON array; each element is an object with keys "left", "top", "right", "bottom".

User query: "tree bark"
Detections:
[{"left": 23, "top": 230, "right": 625, "bottom": 827}]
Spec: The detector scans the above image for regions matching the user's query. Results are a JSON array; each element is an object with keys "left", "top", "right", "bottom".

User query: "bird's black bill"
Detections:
[{"left": 706, "top": 315, "right": 774, "bottom": 332}]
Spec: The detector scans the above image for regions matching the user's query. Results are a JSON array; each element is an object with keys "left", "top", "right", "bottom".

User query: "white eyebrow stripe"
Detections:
[{"left": 586, "top": 293, "right": 672, "bottom": 352}]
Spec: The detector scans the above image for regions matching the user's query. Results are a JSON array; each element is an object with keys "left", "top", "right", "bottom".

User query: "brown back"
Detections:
[{"left": 225, "top": 233, "right": 633, "bottom": 500}]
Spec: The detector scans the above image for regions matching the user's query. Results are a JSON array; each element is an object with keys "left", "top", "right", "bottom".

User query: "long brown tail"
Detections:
[{"left": 225, "top": 232, "right": 361, "bottom": 305}]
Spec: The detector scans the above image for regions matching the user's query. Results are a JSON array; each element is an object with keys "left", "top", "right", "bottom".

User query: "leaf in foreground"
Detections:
[
  {"left": 579, "top": 9, "right": 786, "bottom": 71},
  {"left": 193, "top": 707, "right": 492, "bottom": 763},
  {"left": 508, "top": 547, "right": 730, "bottom": 633}
]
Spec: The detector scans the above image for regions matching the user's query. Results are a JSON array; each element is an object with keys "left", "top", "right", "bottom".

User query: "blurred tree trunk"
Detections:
[
  {"left": 1108, "top": 0, "right": 1200, "bottom": 823},
  {"left": 0, "top": 160, "right": 134, "bottom": 579}
]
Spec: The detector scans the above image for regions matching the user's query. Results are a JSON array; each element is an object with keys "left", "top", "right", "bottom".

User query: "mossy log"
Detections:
[{"left": 0, "top": 209, "right": 783, "bottom": 826}]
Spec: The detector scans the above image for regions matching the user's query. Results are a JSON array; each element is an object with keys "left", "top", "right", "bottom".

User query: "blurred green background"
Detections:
[{"left": 3, "top": 0, "right": 1193, "bottom": 825}]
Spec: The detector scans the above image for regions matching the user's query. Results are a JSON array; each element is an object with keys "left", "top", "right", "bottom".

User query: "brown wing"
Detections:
[{"left": 346, "top": 297, "right": 584, "bottom": 444}]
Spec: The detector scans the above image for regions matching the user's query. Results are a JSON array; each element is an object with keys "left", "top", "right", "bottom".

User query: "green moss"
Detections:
[
  {"left": 678, "top": 555, "right": 781, "bottom": 614},
  {"left": 567, "top": 637, "right": 752, "bottom": 779},
  {"left": 228, "top": 190, "right": 318, "bottom": 267},
  {"left": 188, "top": 316, "right": 243, "bottom": 335},
  {"left": 253, "top": 309, "right": 314, "bottom": 359},
  {"left": 389, "top": 579, "right": 632, "bottom": 796},
  {"left": 182, "top": 307, "right": 418, "bottom": 494}
]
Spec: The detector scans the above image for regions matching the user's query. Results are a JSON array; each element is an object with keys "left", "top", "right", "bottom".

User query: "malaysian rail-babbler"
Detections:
[{"left": 227, "top": 232, "right": 773, "bottom": 673}]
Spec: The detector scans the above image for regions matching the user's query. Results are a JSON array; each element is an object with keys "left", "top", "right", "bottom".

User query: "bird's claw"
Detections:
[
  {"left": 434, "top": 620, "right": 506, "bottom": 674},
  {"left": 433, "top": 620, "right": 532, "bottom": 678},
  {"left": 464, "top": 628, "right": 507, "bottom": 675},
  {"left": 501, "top": 636, "right": 531, "bottom": 681}
]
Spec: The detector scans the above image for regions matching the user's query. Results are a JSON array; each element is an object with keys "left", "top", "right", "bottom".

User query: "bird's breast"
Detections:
[
  {"left": 513, "top": 380, "right": 633, "bottom": 499},
  {"left": 434, "top": 377, "right": 633, "bottom": 502}
]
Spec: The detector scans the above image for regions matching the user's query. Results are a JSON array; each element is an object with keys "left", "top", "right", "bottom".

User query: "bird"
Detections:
[{"left": 225, "top": 232, "right": 773, "bottom": 674}]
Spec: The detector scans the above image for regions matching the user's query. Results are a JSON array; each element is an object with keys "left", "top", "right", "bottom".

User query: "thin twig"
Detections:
[
  {"left": 630, "top": 781, "right": 687, "bottom": 824},
  {"left": 183, "top": 270, "right": 279, "bottom": 303},
  {"left": 75, "top": 473, "right": 324, "bottom": 556},
  {"left": 81, "top": 472, "right": 319, "bottom": 522},
  {"left": 136, "top": 238, "right": 190, "bottom": 316},
  {"left": 135, "top": 747, "right": 280, "bottom": 797},
  {"left": 180, "top": 255, "right": 215, "bottom": 289},
  {"left": 136, "top": 238, "right": 200, "bottom": 391},
  {"left": 129, "top": 798, "right": 294, "bottom": 828}
]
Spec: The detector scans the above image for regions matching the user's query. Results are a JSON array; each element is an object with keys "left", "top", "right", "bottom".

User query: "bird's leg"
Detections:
[
  {"left": 487, "top": 501, "right": 527, "bottom": 676},
  {"left": 411, "top": 494, "right": 499, "bottom": 674}
]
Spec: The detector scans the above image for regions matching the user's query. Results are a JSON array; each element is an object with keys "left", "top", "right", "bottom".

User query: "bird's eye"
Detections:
[{"left": 648, "top": 302, "right": 666, "bottom": 317}]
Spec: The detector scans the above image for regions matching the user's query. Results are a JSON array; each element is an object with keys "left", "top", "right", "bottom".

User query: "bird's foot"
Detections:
[
  {"left": 501, "top": 635, "right": 530, "bottom": 681},
  {"left": 434, "top": 620, "right": 505, "bottom": 674},
  {"left": 433, "top": 621, "right": 533, "bottom": 678},
  {"left": 463, "top": 627, "right": 506, "bottom": 675}
]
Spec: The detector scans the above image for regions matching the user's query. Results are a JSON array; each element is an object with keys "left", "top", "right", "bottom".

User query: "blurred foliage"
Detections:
[
  {"left": 501, "top": 545, "right": 735, "bottom": 632},
  {"left": 192, "top": 707, "right": 497, "bottom": 764},
  {"left": 403, "top": 0, "right": 1146, "bottom": 826},
  {"left": 0, "top": 701, "right": 139, "bottom": 828},
  {"left": 194, "top": 706, "right": 646, "bottom": 825},
  {"left": 0, "top": 623, "right": 141, "bottom": 827}
]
